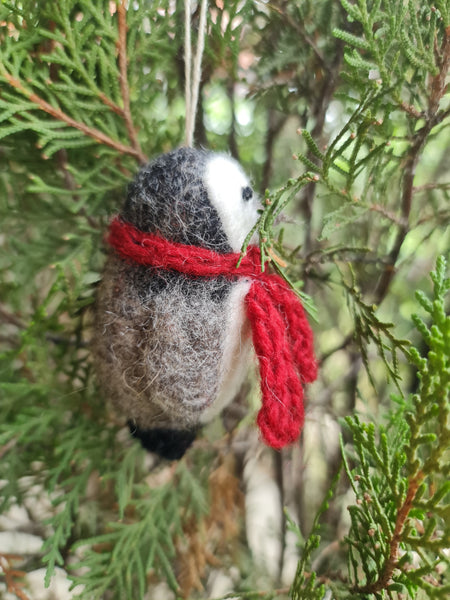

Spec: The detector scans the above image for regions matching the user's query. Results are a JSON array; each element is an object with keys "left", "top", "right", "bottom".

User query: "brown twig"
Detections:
[
  {"left": 354, "top": 472, "right": 424, "bottom": 595},
  {"left": 300, "top": 40, "right": 344, "bottom": 258},
  {"left": 97, "top": 91, "right": 123, "bottom": 116},
  {"left": 413, "top": 182, "right": 450, "bottom": 193},
  {"left": 374, "top": 26, "right": 450, "bottom": 306},
  {"left": 0, "top": 70, "right": 144, "bottom": 161},
  {"left": 0, "top": 304, "right": 25, "bottom": 328},
  {"left": 416, "top": 207, "right": 450, "bottom": 226},
  {"left": 0, "top": 439, "right": 17, "bottom": 460},
  {"left": 429, "top": 26, "right": 450, "bottom": 115},
  {"left": 398, "top": 100, "right": 423, "bottom": 119},
  {"left": 0, "top": 303, "right": 87, "bottom": 348},
  {"left": 227, "top": 81, "right": 240, "bottom": 162},
  {"left": 369, "top": 203, "right": 407, "bottom": 227},
  {"left": 260, "top": 111, "right": 287, "bottom": 195},
  {"left": 117, "top": 0, "right": 146, "bottom": 164},
  {"left": 0, "top": 554, "right": 31, "bottom": 600},
  {"left": 273, "top": 4, "right": 327, "bottom": 70}
]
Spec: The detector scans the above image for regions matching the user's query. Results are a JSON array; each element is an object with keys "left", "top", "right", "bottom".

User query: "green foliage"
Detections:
[
  {"left": 69, "top": 459, "right": 209, "bottom": 599},
  {"left": 406, "top": 257, "right": 450, "bottom": 480},
  {"left": 338, "top": 263, "right": 411, "bottom": 388},
  {"left": 290, "top": 257, "right": 449, "bottom": 599},
  {"left": 0, "top": 1, "right": 449, "bottom": 599},
  {"left": 342, "top": 258, "right": 449, "bottom": 599},
  {"left": 0, "top": 0, "right": 183, "bottom": 159},
  {"left": 289, "top": 469, "right": 341, "bottom": 600}
]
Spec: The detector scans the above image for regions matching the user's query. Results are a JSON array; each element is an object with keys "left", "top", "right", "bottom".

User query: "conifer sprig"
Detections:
[
  {"left": 339, "top": 265, "right": 411, "bottom": 388},
  {"left": 0, "top": 2, "right": 146, "bottom": 162},
  {"left": 288, "top": 257, "right": 448, "bottom": 600},
  {"left": 289, "top": 469, "right": 341, "bottom": 600},
  {"left": 69, "top": 459, "right": 209, "bottom": 599},
  {"left": 342, "top": 257, "right": 449, "bottom": 598}
]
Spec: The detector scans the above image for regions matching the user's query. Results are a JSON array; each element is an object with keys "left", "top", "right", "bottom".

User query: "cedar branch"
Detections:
[
  {"left": 429, "top": 26, "right": 450, "bottom": 115},
  {"left": 373, "top": 131, "right": 428, "bottom": 304},
  {"left": 354, "top": 472, "right": 425, "bottom": 595},
  {"left": 413, "top": 182, "right": 450, "bottom": 193},
  {"left": 374, "top": 26, "right": 450, "bottom": 305},
  {"left": 98, "top": 90, "right": 123, "bottom": 116},
  {"left": 1, "top": 71, "right": 144, "bottom": 161},
  {"left": 117, "top": 0, "right": 146, "bottom": 164}
]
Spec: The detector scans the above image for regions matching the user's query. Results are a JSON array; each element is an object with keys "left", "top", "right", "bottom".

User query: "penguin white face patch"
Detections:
[{"left": 204, "top": 154, "right": 259, "bottom": 252}]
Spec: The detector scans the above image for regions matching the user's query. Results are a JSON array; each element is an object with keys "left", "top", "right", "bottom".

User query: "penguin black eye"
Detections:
[{"left": 242, "top": 186, "right": 253, "bottom": 202}]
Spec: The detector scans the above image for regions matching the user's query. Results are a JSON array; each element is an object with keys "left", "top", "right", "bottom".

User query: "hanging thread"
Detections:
[{"left": 184, "top": 0, "right": 208, "bottom": 147}]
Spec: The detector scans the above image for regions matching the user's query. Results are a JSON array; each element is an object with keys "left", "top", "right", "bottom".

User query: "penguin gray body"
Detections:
[{"left": 93, "top": 148, "right": 259, "bottom": 459}]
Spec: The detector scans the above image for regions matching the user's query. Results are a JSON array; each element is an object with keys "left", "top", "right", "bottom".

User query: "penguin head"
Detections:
[{"left": 122, "top": 147, "right": 259, "bottom": 253}]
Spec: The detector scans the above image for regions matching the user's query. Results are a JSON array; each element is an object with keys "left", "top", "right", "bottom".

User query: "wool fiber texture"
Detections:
[
  {"left": 107, "top": 217, "right": 317, "bottom": 449},
  {"left": 93, "top": 148, "right": 258, "bottom": 454}
]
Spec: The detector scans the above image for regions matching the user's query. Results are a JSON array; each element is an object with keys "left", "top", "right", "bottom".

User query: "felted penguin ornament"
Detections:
[{"left": 93, "top": 147, "right": 317, "bottom": 460}]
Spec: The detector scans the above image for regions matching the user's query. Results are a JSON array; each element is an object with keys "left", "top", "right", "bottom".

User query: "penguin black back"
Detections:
[{"left": 122, "top": 148, "right": 232, "bottom": 252}]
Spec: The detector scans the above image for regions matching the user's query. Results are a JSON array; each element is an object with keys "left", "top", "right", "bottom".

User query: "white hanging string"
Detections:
[
  {"left": 184, "top": 0, "right": 208, "bottom": 147},
  {"left": 184, "top": 0, "right": 192, "bottom": 144}
]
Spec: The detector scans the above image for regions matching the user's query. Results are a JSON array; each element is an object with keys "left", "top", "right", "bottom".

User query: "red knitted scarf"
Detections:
[{"left": 107, "top": 216, "right": 317, "bottom": 449}]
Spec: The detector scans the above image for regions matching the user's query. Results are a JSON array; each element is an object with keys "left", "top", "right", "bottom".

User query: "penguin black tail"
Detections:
[{"left": 127, "top": 421, "right": 198, "bottom": 460}]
